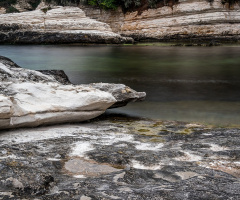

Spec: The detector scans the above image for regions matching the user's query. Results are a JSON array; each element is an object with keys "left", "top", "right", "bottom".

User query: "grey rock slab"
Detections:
[{"left": 0, "top": 116, "right": 239, "bottom": 199}]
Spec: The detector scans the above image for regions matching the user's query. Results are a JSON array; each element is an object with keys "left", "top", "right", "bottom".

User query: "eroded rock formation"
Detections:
[
  {"left": 0, "top": 6, "right": 133, "bottom": 44},
  {"left": 1, "top": 0, "right": 240, "bottom": 43},
  {"left": 121, "top": 0, "right": 240, "bottom": 41},
  {"left": 0, "top": 56, "right": 145, "bottom": 129},
  {"left": 82, "top": 0, "right": 240, "bottom": 42}
]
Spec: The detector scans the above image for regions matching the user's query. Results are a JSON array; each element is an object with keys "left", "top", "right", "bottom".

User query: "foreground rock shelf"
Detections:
[
  {"left": 0, "top": 115, "right": 239, "bottom": 199},
  {"left": 0, "top": 56, "right": 145, "bottom": 129}
]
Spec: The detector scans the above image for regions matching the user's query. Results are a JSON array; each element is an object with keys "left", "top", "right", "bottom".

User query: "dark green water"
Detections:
[{"left": 1, "top": 44, "right": 240, "bottom": 126}]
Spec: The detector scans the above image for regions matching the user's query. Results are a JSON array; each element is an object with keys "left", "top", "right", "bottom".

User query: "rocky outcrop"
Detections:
[
  {"left": 0, "top": 56, "right": 146, "bottom": 129},
  {"left": 0, "top": 6, "right": 133, "bottom": 44},
  {"left": 0, "top": 115, "right": 239, "bottom": 199},
  {"left": 121, "top": 0, "right": 240, "bottom": 41},
  {"left": 80, "top": 5, "right": 125, "bottom": 33},
  {"left": 81, "top": 0, "right": 240, "bottom": 42},
  {"left": 89, "top": 83, "right": 146, "bottom": 109},
  {"left": 1, "top": 0, "right": 240, "bottom": 43}
]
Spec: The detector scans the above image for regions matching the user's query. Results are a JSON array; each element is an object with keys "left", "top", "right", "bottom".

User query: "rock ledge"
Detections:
[{"left": 0, "top": 56, "right": 146, "bottom": 129}]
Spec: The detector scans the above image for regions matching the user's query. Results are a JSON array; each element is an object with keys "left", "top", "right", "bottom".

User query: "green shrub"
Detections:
[
  {"left": 0, "top": 0, "right": 17, "bottom": 7},
  {"left": 120, "top": 0, "right": 141, "bottom": 9},
  {"left": 45, "top": 0, "right": 80, "bottom": 6},
  {"left": 222, "top": 0, "right": 240, "bottom": 4},
  {"left": 41, "top": 6, "right": 52, "bottom": 13},
  {"left": 87, "top": 0, "right": 117, "bottom": 9},
  {"left": 42, "top": 0, "right": 177, "bottom": 10},
  {"left": 6, "top": 6, "right": 19, "bottom": 13},
  {"left": 28, "top": 0, "right": 42, "bottom": 9}
]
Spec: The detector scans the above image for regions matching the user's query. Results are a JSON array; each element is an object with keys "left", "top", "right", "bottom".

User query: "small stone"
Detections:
[{"left": 80, "top": 195, "right": 91, "bottom": 200}]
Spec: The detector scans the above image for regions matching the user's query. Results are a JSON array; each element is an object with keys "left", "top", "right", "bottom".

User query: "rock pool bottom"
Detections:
[{"left": 0, "top": 114, "right": 239, "bottom": 200}]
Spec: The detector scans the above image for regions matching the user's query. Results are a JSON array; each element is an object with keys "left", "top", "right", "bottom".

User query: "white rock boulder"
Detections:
[{"left": 0, "top": 56, "right": 145, "bottom": 129}]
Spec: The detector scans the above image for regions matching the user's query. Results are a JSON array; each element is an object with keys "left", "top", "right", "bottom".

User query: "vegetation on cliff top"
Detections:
[
  {"left": 1, "top": 0, "right": 239, "bottom": 13},
  {"left": 53, "top": 0, "right": 178, "bottom": 10},
  {"left": 42, "top": 0, "right": 240, "bottom": 10}
]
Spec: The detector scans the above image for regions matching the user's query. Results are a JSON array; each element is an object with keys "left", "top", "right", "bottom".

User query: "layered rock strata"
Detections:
[
  {"left": 82, "top": 0, "right": 240, "bottom": 42},
  {"left": 0, "top": 56, "right": 145, "bottom": 129},
  {"left": 0, "top": 6, "right": 133, "bottom": 44},
  {"left": 1, "top": 0, "right": 240, "bottom": 43},
  {"left": 121, "top": 0, "right": 240, "bottom": 41}
]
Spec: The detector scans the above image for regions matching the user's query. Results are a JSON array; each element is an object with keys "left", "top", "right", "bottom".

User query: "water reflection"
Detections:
[{"left": 0, "top": 44, "right": 240, "bottom": 126}]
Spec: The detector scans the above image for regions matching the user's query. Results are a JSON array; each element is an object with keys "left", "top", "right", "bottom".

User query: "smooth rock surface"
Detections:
[
  {"left": 0, "top": 56, "right": 146, "bottom": 129},
  {"left": 37, "top": 71, "right": 147, "bottom": 108},
  {"left": 0, "top": 6, "right": 133, "bottom": 44},
  {"left": 88, "top": 83, "right": 146, "bottom": 109}
]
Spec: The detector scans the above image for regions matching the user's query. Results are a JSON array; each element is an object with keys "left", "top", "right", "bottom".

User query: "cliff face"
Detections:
[
  {"left": 0, "top": 6, "right": 133, "bottom": 44},
  {"left": 1, "top": 0, "right": 240, "bottom": 42},
  {"left": 121, "top": 0, "right": 240, "bottom": 41},
  {"left": 82, "top": 0, "right": 240, "bottom": 42}
]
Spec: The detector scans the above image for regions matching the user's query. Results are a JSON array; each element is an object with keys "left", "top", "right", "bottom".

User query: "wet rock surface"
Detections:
[{"left": 0, "top": 114, "right": 239, "bottom": 199}]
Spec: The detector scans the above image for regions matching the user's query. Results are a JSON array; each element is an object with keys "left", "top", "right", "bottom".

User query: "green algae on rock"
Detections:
[{"left": 0, "top": 115, "right": 239, "bottom": 199}]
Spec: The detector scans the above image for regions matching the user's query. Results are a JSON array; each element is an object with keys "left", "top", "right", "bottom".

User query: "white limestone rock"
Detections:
[
  {"left": 0, "top": 6, "right": 133, "bottom": 44},
  {"left": 0, "top": 56, "right": 116, "bottom": 129},
  {"left": 81, "top": 0, "right": 240, "bottom": 41},
  {"left": 121, "top": 0, "right": 240, "bottom": 41},
  {"left": 0, "top": 56, "right": 146, "bottom": 129}
]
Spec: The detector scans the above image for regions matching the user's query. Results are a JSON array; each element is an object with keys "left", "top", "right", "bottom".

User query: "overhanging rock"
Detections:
[{"left": 0, "top": 56, "right": 146, "bottom": 129}]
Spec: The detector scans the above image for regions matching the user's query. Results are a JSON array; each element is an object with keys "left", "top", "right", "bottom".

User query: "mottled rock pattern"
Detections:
[
  {"left": 0, "top": 56, "right": 146, "bottom": 129},
  {"left": 0, "top": 115, "right": 239, "bottom": 199},
  {"left": 0, "top": 6, "right": 133, "bottom": 44}
]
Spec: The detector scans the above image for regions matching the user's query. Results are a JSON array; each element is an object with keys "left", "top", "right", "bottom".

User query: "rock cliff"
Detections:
[
  {"left": 1, "top": 0, "right": 239, "bottom": 43},
  {"left": 0, "top": 6, "right": 133, "bottom": 44},
  {"left": 81, "top": 0, "right": 240, "bottom": 42},
  {"left": 120, "top": 0, "right": 240, "bottom": 41},
  {"left": 0, "top": 56, "right": 145, "bottom": 129}
]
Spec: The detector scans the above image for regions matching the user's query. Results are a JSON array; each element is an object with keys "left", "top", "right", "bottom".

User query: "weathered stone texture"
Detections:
[
  {"left": 80, "top": 5, "right": 125, "bottom": 33},
  {"left": 0, "top": 6, "right": 133, "bottom": 44},
  {"left": 121, "top": 0, "right": 240, "bottom": 41},
  {"left": 0, "top": 116, "right": 239, "bottom": 199},
  {"left": 0, "top": 56, "right": 145, "bottom": 129},
  {"left": 81, "top": 0, "right": 240, "bottom": 41}
]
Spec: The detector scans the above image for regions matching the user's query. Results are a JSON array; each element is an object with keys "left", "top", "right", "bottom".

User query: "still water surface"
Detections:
[{"left": 0, "top": 44, "right": 240, "bottom": 126}]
